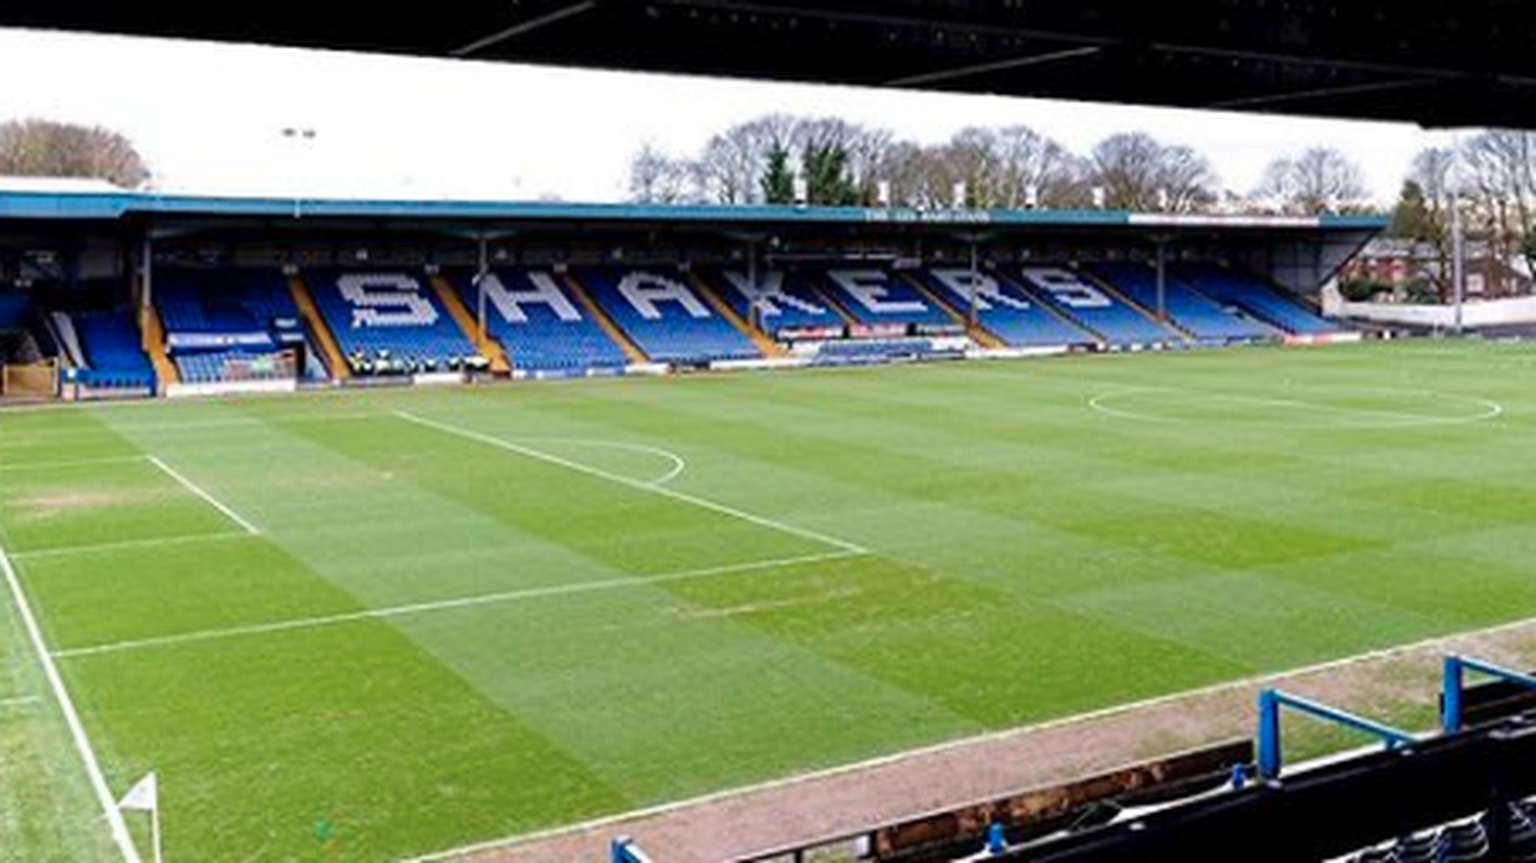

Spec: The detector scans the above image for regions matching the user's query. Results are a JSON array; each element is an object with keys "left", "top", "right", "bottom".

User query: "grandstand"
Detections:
[{"left": 0, "top": 188, "right": 1377, "bottom": 398}]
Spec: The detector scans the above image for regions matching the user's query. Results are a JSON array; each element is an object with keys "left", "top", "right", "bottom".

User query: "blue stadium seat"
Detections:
[
  {"left": 157, "top": 268, "right": 317, "bottom": 383},
  {"left": 306, "top": 268, "right": 478, "bottom": 373},
  {"left": 1438, "top": 819, "right": 1490, "bottom": 861},
  {"left": 1173, "top": 262, "right": 1340, "bottom": 335},
  {"left": 0, "top": 293, "right": 32, "bottom": 330},
  {"left": 576, "top": 266, "right": 759, "bottom": 365},
  {"left": 702, "top": 266, "right": 843, "bottom": 336},
  {"left": 446, "top": 268, "right": 627, "bottom": 373},
  {"left": 916, "top": 267, "right": 1096, "bottom": 347},
  {"left": 1010, "top": 266, "right": 1179, "bottom": 345},
  {"left": 1086, "top": 261, "right": 1276, "bottom": 342},
  {"left": 74, "top": 310, "right": 154, "bottom": 390},
  {"left": 816, "top": 267, "right": 953, "bottom": 327},
  {"left": 1392, "top": 831, "right": 1441, "bottom": 863}
]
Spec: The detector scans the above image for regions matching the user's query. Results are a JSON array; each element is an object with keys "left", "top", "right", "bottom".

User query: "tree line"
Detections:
[
  {"left": 628, "top": 113, "right": 1374, "bottom": 216},
  {"left": 0, "top": 118, "right": 150, "bottom": 188},
  {"left": 1389, "top": 130, "right": 1536, "bottom": 300}
]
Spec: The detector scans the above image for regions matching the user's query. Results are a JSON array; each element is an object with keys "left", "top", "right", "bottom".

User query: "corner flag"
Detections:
[
  {"left": 118, "top": 772, "right": 157, "bottom": 812},
  {"left": 117, "top": 772, "right": 162, "bottom": 863}
]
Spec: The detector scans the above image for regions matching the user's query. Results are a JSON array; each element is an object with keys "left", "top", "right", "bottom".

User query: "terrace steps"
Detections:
[
  {"left": 138, "top": 304, "right": 180, "bottom": 391},
  {"left": 286, "top": 274, "right": 351, "bottom": 380},
  {"left": 562, "top": 272, "right": 650, "bottom": 364},
  {"left": 430, "top": 274, "right": 512, "bottom": 374},
  {"left": 896, "top": 271, "right": 1006, "bottom": 349},
  {"left": 687, "top": 272, "right": 785, "bottom": 358},
  {"left": 1079, "top": 266, "right": 1193, "bottom": 342},
  {"left": 999, "top": 272, "right": 1110, "bottom": 347}
]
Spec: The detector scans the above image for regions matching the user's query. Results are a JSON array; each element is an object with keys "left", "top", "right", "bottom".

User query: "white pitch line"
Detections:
[
  {"left": 544, "top": 439, "right": 687, "bottom": 488},
  {"left": 10, "top": 531, "right": 254, "bottom": 561},
  {"left": 52, "top": 549, "right": 866, "bottom": 661},
  {"left": 0, "top": 695, "right": 41, "bottom": 710},
  {"left": 1088, "top": 385, "right": 1503, "bottom": 428},
  {"left": 0, "top": 540, "right": 141, "bottom": 862},
  {"left": 0, "top": 455, "right": 150, "bottom": 474},
  {"left": 393, "top": 411, "right": 867, "bottom": 554},
  {"left": 146, "top": 455, "right": 261, "bottom": 536}
]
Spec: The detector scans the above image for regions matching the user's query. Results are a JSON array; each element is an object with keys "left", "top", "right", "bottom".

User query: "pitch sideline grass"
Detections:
[{"left": 3, "top": 342, "right": 1536, "bottom": 860}]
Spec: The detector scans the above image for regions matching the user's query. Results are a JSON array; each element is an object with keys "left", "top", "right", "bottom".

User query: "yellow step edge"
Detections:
[
  {"left": 1076, "top": 266, "right": 1193, "bottom": 342},
  {"left": 138, "top": 304, "right": 180, "bottom": 391},
  {"left": 286, "top": 273, "right": 351, "bottom": 381},
  {"left": 684, "top": 271, "right": 785, "bottom": 358},
  {"left": 561, "top": 271, "right": 650, "bottom": 364},
  {"left": 430, "top": 274, "right": 512, "bottom": 374},
  {"left": 894, "top": 270, "right": 1008, "bottom": 350}
]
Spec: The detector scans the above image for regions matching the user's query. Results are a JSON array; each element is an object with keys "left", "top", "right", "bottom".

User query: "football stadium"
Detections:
[{"left": 8, "top": 4, "right": 1536, "bottom": 863}]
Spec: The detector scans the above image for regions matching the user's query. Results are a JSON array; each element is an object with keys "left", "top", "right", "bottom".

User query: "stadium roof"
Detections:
[
  {"left": 2, "top": 2, "right": 1534, "bottom": 128},
  {"left": 0, "top": 188, "right": 1386, "bottom": 237}
]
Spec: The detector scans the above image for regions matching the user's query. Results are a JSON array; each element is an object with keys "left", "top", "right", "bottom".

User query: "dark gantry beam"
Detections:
[{"left": 7, "top": 1, "right": 1536, "bottom": 128}]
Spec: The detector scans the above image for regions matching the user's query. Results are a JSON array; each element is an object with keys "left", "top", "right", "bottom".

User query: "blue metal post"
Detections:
[
  {"left": 1258, "top": 689, "right": 1282, "bottom": 780},
  {"left": 1443, "top": 656, "right": 1464, "bottom": 733},
  {"left": 611, "top": 837, "right": 627, "bottom": 863},
  {"left": 1258, "top": 689, "right": 1414, "bottom": 780},
  {"left": 1441, "top": 655, "right": 1536, "bottom": 733},
  {"left": 986, "top": 822, "right": 1006, "bottom": 856}
]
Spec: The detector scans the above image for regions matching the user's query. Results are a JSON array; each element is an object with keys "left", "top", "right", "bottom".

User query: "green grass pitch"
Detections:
[{"left": 4, "top": 341, "right": 1536, "bottom": 860}]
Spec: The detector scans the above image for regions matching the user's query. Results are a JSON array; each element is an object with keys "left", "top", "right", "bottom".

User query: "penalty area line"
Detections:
[
  {"left": 0, "top": 541, "right": 142, "bottom": 862},
  {"left": 392, "top": 410, "right": 867, "bottom": 555},
  {"left": 146, "top": 455, "right": 261, "bottom": 536},
  {"left": 52, "top": 549, "right": 868, "bottom": 661}
]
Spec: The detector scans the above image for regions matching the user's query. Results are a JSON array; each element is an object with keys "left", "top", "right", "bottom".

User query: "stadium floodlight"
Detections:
[{"left": 278, "top": 126, "right": 319, "bottom": 219}]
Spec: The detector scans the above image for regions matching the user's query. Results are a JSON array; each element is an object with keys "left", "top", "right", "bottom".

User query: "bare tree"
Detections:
[
  {"left": 1405, "top": 146, "right": 1458, "bottom": 300},
  {"left": 695, "top": 114, "right": 797, "bottom": 205},
  {"left": 0, "top": 118, "right": 151, "bottom": 188},
  {"left": 627, "top": 143, "right": 698, "bottom": 205},
  {"left": 1458, "top": 129, "right": 1536, "bottom": 275},
  {"left": 944, "top": 125, "right": 1089, "bottom": 208},
  {"left": 876, "top": 141, "right": 944, "bottom": 209},
  {"left": 789, "top": 117, "right": 891, "bottom": 204},
  {"left": 1255, "top": 147, "right": 1371, "bottom": 214},
  {"left": 1088, "top": 132, "right": 1218, "bottom": 212}
]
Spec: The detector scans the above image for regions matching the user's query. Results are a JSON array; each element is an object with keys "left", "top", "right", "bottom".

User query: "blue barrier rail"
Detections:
[
  {"left": 1442, "top": 655, "right": 1536, "bottom": 733},
  {"left": 1257, "top": 689, "right": 1416, "bottom": 780}
]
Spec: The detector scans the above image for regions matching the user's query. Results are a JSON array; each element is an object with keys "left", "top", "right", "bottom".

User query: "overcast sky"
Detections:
[{"left": 0, "top": 27, "right": 1445, "bottom": 206}]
